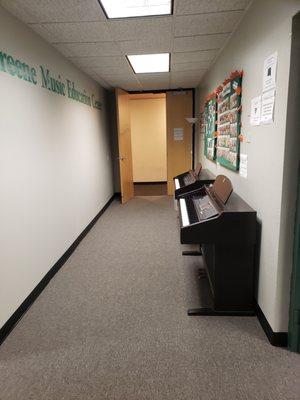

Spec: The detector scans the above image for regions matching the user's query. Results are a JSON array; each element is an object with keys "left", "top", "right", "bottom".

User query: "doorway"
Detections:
[
  {"left": 115, "top": 89, "right": 194, "bottom": 203},
  {"left": 129, "top": 93, "right": 167, "bottom": 196}
]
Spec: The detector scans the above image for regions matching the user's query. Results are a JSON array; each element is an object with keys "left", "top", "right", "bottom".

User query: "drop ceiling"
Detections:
[{"left": 0, "top": 0, "right": 252, "bottom": 92}]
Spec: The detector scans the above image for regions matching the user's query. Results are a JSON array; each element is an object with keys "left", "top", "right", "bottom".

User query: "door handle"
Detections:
[{"left": 118, "top": 156, "right": 127, "bottom": 161}]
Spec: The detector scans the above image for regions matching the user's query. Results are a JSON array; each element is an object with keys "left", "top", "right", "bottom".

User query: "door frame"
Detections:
[
  {"left": 116, "top": 88, "right": 195, "bottom": 199},
  {"left": 128, "top": 87, "right": 196, "bottom": 168},
  {"left": 115, "top": 88, "right": 134, "bottom": 204}
]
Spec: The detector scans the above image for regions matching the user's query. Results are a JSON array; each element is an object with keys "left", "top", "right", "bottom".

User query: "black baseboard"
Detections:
[
  {"left": 0, "top": 193, "right": 117, "bottom": 347},
  {"left": 255, "top": 303, "right": 288, "bottom": 347}
]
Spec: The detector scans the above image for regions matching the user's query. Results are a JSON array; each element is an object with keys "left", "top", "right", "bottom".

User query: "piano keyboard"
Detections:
[
  {"left": 179, "top": 199, "right": 189, "bottom": 227},
  {"left": 174, "top": 178, "right": 180, "bottom": 190}
]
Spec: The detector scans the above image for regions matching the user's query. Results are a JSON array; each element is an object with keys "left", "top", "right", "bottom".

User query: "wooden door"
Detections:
[
  {"left": 166, "top": 90, "right": 193, "bottom": 195},
  {"left": 116, "top": 88, "right": 134, "bottom": 204}
]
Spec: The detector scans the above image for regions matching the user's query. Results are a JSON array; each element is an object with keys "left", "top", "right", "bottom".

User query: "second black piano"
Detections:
[{"left": 174, "top": 162, "right": 215, "bottom": 199}]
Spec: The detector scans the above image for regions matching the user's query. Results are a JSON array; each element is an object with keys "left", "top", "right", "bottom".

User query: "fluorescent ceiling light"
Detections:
[
  {"left": 99, "top": 0, "right": 172, "bottom": 19},
  {"left": 127, "top": 53, "right": 170, "bottom": 73}
]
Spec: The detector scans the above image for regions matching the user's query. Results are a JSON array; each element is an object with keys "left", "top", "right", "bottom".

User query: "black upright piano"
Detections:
[
  {"left": 178, "top": 175, "right": 257, "bottom": 316},
  {"left": 174, "top": 162, "right": 215, "bottom": 199}
]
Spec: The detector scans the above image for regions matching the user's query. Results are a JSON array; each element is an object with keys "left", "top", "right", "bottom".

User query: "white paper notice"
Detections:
[
  {"left": 263, "top": 52, "right": 277, "bottom": 92},
  {"left": 239, "top": 154, "right": 248, "bottom": 178},
  {"left": 261, "top": 89, "right": 275, "bottom": 124},
  {"left": 173, "top": 127, "right": 184, "bottom": 141},
  {"left": 250, "top": 95, "right": 261, "bottom": 126}
]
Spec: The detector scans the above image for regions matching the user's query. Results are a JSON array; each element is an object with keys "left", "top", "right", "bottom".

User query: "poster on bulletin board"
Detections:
[
  {"left": 204, "top": 93, "right": 217, "bottom": 161},
  {"left": 216, "top": 71, "right": 243, "bottom": 171}
]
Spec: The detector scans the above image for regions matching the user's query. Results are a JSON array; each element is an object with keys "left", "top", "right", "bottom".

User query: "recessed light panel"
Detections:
[
  {"left": 127, "top": 53, "right": 170, "bottom": 73},
  {"left": 99, "top": 0, "right": 172, "bottom": 19}
]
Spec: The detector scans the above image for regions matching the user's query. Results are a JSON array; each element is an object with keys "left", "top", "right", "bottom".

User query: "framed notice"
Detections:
[
  {"left": 204, "top": 94, "right": 217, "bottom": 161},
  {"left": 216, "top": 71, "right": 243, "bottom": 171}
]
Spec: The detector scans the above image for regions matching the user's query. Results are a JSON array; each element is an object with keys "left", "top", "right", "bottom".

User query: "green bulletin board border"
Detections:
[
  {"left": 204, "top": 93, "right": 217, "bottom": 161},
  {"left": 216, "top": 72, "right": 243, "bottom": 171}
]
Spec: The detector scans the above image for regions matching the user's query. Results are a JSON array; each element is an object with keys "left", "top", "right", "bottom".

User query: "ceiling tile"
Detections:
[
  {"left": 141, "top": 82, "right": 170, "bottom": 91},
  {"left": 171, "top": 71, "right": 205, "bottom": 80},
  {"left": 174, "top": 11, "right": 244, "bottom": 36},
  {"left": 100, "top": 73, "right": 139, "bottom": 83},
  {"left": 137, "top": 73, "right": 170, "bottom": 83},
  {"left": 171, "top": 62, "right": 209, "bottom": 72},
  {"left": 103, "top": 76, "right": 142, "bottom": 91},
  {"left": 0, "top": 0, "right": 250, "bottom": 91},
  {"left": 54, "top": 42, "right": 121, "bottom": 58},
  {"left": 68, "top": 56, "right": 127, "bottom": 68},
  {"left": 118, "top": 38, "right": 171, "bottom": 55},
  {"left": 173, "top": 33, "right": 229, "bottom": 52},
  {"left": 137, "top": 73, "right": 170, "bottom": 89},
  {"left": 175, "top": 0, "right": 250, "bottom": 15},
  {"left": 91, "top": 64, "right": 132, "bottom": 75},
  {"left": 108, "top": 17, "right": 172, "bottom": 41},
  {"left": 170, "top": 71, "right": 206, "bottom": 88},
  {"left": 29, "top": 21, "right": 112, "bottom": 43},
  {"left": 0, "top": 0, "right": 105, "bottom": 22},
  {"left": 90, "top": 75, "right": 111, "bottom": 89},
  {"left": 170, "top": 81, "right": 199, "bottom": 89},
  {"left": 118, "top": 83, "right": 143, "bottom": 91},
  {"left": 77, "top": 66, "right": 97, "bottom": 75},
  {"left": 172, "top": 49, "right": 218, "bottom": 63}
]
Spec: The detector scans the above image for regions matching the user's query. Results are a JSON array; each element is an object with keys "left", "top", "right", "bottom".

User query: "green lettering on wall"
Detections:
[
  {"left": 0, "top": 51, "right": 7, "bottom": 72},
  {"left": 30, "top": 67, "right": 37, "bottom": 85},
  {"left": 6, "top": 56, "right": 16, "bottom": 76},
  {"left": 14, "top": 60, "right": 23, "bottom": 79},
  {"left": 1, "top": 49, "right": 102, "bottom": 110},
  {"left": 20, "top": 63, "right": 31, "bottom": 82},
  {"left": 40, "top": 65, "right": 50, "bottom": 89}
]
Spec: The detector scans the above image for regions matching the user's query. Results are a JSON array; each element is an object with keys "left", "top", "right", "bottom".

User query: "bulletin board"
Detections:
[
  {"left": 204, "top": 94, "right": 217, "bottom": 161},
  {"left": 216, "top": 71, "right": 243, "bottom": 171}
]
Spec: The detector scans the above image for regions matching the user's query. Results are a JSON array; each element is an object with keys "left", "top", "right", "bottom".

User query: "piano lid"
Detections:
[{"left": 211, "top": 175, "right": 233, "bottom": 205}]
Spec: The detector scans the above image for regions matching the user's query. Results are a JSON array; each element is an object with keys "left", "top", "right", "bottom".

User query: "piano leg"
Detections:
[
  {"left": 187, "top": 308, "right": 255, "bottom": 316},
  {"left": 182, "top": 245, "right": 202, "bottom": 256}
]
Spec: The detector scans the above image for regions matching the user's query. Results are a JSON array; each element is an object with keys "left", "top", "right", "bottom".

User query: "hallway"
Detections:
[{"left": 0, "top": 197, "right": 299, "bottom": 400}]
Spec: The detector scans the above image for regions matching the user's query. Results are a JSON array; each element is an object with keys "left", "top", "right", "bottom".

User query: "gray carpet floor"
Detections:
[{"left": 0, "top": 196, "right": 300, "bottom": 400}]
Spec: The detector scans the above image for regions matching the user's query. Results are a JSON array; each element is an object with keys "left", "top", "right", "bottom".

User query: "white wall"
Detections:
[
  {"left": 0, "top": 6, "right": 114, "bottom": 329},
  {"left": 195, "top": 0, "right": 300, "bottom": 332},
  {"left": 130, "top": 98, "right": 167, "bottom": 182}
]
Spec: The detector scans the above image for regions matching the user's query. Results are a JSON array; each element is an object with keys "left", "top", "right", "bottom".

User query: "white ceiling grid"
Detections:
[{"left": 0, "top": 0, "right": 251, "bottom": 91}]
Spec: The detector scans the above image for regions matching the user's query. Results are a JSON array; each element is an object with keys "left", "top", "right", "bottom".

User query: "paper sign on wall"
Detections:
[
  {"left": 250, "top": 95, "right": 261, "bottom": 126},
  {"left": 261, "top": 89, "right": 275, "bottom": 124},
  {"left": 239, "top": 154, "right": 248, "bottom": 178},
  {"left": 263, "top": 52, "right": 277, "bottom": 92},
  {"left": 173, "top": 127, "right": 184, "bottom": 141}
]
